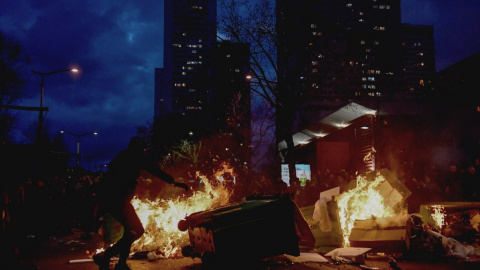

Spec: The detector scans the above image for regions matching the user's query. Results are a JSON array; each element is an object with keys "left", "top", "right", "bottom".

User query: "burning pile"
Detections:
[
  {"left": 129, "top": 164, "right": 235, "bottom": 258},
  {"left": 336, "top": 172, "right": 409, "bottom": 247}
]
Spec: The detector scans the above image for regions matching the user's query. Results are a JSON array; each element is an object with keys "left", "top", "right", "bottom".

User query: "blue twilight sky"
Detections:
[{"left": 1, "top": 0, "right": 479, "bottom": 170}]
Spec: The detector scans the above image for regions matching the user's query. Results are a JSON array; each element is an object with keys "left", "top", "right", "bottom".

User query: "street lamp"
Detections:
[
  {"left": 60, "top": 130, "right": 98, "bottom": 168},
  {"left": 31, "top": 68, "right": 79, "bottom": 141}
]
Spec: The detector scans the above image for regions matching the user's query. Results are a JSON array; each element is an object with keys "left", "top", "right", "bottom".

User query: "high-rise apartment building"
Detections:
[
  {"left": 276, "top": 0, "right": 402, "bottom": 129},
  {"left": 401, "top": 23, "right": 435, "bottom": 100},
  {"left": 155, "top": 0, "right": 251, "bottom": 156},
  {"left": 155, "top": 0, "right": 217, "bottom": 120}
]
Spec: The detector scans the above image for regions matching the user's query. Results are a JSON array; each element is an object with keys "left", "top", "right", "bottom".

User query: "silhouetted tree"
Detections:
[
  {"left": 218, "top": 0, "right": 300, "bottom": 182},
  {"left": 0, "top": 32, "right": 29, "bottom": 143}
]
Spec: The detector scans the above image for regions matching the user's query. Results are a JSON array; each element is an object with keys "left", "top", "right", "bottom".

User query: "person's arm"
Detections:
[{"left": 146, "top": 161, "right": 189, "bottom": 191}]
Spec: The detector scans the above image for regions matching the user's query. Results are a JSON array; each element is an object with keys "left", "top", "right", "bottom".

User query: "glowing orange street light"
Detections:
[{"left": 31, "top": 68, "right": 79, "bottom": 142}]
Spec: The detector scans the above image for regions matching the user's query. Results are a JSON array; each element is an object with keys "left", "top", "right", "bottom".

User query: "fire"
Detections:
[
  {"left": 336, "top": 173, "right": 396, "bottom": 247},
  {"left": 130, "top": 162, "right": 234, "bottom": 258},
  {"left": 429, "top": 205, "right": 445, "bottom": 230}
]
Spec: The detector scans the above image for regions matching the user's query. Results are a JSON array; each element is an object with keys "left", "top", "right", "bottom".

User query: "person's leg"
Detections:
[
  {"left": 94, "top": 201, "right": 144, "bottom": 269},
  {"left": 102, "top": 201, "right": 143, "bottom": 266},
  {"left": 114, "top": 202, "right": 144, "bottom": 266}
]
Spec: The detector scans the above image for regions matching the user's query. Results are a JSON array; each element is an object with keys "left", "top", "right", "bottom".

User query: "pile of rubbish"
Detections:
[{"left": 407, "top": 203, "right": 480, "bottom": 261}]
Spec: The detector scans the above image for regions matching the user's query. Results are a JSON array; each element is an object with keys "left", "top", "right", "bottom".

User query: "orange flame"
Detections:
[
  {"left": 130, "top": 163, "right": 234, "bottom": 258},
  {"left": 337, "top": 174, "right": 396, "bottom": 247},
  {"left": 429, "top": 205, "right": 445, "bottom": 230}
]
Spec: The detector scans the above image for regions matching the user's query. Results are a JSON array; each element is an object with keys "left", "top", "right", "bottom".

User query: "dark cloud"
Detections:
[{"left": 1, "top": 0, "right": 163, "bottom": 167}]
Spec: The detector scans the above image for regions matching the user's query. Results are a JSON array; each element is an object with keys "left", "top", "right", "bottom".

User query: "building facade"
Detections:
[
  {"left": 154, "top": 0, "right": 252, "bottom": 173},
  {"left": 156, "top": 0, "right": 217, "bottom": 120},
  {"left": 276, "top": 0, "right": 402, "bottom": 131},
  {"left": 401, "top": 23, "right": 436, "bottom": 100},
  {"left": 275, "top": 0, "right": 439, "bottom": 175}
]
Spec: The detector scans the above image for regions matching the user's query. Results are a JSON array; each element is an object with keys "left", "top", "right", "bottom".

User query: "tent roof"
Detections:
[{"left": 278, "top": 102, "right": 376, "bottom": 151}]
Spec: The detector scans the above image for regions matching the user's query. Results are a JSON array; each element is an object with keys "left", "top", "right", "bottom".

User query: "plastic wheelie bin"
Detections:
[{"left": 178, "top": 194, "right": 315, "bottom": 265}]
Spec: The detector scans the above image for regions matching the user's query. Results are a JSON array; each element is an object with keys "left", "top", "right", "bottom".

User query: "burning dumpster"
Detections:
[{"left": 178, "top": 194, "right": 315, "bottom": 265}]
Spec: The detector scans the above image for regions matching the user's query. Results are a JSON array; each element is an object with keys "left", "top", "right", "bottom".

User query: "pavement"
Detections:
[{"left": 11, "top": 228, "right": 480, "bottom": 270}]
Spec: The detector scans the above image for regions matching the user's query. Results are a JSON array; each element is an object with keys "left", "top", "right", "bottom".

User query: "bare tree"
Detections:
[
  {"left": 218, "top": 0, "right": 300, "bottom": 182},
  {"left": 0, "top": 32, "right": 29, "bottom": 142}
]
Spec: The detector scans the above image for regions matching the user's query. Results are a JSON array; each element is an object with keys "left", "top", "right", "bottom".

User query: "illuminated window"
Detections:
[
  {"left": 419, "top": 79, "right": 424, "bottom": 85},
  {"left": 311, "top": 24, "right": 317, "bottom": 29},
  {"left": 360, "top": 40, "right": 366, "bottom": 45},
  {"left": 346, "top": 3, "right": 352, "bottom": 7}
]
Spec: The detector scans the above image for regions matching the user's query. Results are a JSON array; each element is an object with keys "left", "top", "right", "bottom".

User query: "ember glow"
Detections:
[
  {"left": 130, "top": 162, "right": 235, "bottom": 258},
  {"left": 429, "top": 205, "right": 446, "bottom": 230},
  {"left": 337, "top": 174, "right": 395, "bottom": 247}
]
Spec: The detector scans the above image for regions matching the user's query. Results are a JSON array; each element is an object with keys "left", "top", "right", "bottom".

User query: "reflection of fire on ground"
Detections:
[{"left": 129, "top": 163, "right": 235, "bottom": 258}]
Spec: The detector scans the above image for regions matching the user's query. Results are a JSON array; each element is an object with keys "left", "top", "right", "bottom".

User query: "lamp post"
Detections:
[
  {"left": 60, "top": 130, "right": 98, "bottom": 168},
  {"left": 31, "top": 68, "right": 79, "bottom": 142}
]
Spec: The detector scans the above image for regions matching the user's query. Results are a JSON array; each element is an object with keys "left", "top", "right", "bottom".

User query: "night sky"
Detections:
[{"left": 1, "top": 0, "right": 480, "bottom": 169}]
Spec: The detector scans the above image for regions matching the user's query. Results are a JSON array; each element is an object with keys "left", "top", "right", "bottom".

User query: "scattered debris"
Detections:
[
  {"left": 285, "top": 252, "right": 328, "bottom": 263},
  {"left": 325, "top": 247, "right": 371, "bottom": 264}
]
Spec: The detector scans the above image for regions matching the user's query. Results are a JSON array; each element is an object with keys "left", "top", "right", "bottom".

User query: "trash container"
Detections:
[{"left": 178, "top": 194, "right": 315, "bottom": 264}]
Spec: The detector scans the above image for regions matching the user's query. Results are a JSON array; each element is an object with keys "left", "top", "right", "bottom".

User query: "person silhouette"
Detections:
[{"left": 93, "top": 136, "right": 188, "bottom": 270}]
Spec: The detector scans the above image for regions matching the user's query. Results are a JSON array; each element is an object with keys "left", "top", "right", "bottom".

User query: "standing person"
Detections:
[{"left": 93, "top": 136, "right": 188, "bottom": 270}]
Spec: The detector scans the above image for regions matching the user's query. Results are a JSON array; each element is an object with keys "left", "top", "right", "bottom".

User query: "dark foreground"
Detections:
[{"left": 9, "top": 228, "right": 478, "bottom": 270}]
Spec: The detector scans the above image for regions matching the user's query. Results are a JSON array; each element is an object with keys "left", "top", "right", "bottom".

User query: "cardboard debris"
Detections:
[
  {"left": 376, "top": 169, "right": 411, "bottom": 209},
  {"left": 349, "top": 219, "right": 407, "bottom": 252},
  {"left": 419, "top": 202, "right": 480, "bottom": 230},
  {"left": 285, "top": 252, "right": 328, "bottom": 263},
  {"left": 319, "top": 187, "right": 340, "bottom": 201},
  {"left": 325, "top": 247, "right": 371, "bottom": 264}
]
